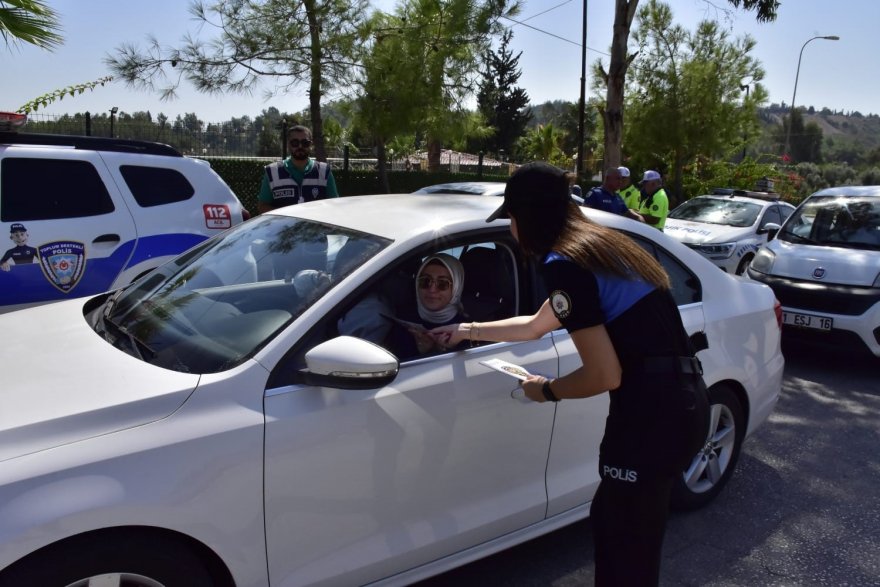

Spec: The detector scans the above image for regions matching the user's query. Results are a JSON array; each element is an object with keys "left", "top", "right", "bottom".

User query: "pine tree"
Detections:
[{"left": 477, "top": 29, "right": 532, "bottom": 159}]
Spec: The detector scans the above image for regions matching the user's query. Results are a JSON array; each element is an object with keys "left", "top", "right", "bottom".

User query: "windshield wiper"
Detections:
[
  {"left": 101, "top": 314, "right": 156, "bottom": 361},
  {"left": 781, "top": 231, "right": 818, "bottom": 244}
]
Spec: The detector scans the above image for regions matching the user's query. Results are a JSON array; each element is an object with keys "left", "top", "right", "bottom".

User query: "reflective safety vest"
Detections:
[{"left": 265, "top": 160, "right": 330, "bottom": 208}]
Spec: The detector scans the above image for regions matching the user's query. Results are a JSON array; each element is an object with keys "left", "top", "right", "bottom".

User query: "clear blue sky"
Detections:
[{"left": 2, "top": 0, "right": 874, "bottom": 122}]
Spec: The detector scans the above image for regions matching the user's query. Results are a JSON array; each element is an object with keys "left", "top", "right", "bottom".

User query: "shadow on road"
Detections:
[{"left": 416, "top": 340, "right": 879, "bottom": 586}]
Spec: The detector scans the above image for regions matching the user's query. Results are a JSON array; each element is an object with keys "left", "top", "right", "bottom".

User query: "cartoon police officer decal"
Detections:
[{"left": 1, "top": 223, "right": 38, "bottom": 271}]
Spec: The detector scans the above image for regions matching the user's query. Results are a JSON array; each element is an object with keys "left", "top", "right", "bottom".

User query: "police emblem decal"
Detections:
[
  {"left": 312, "top": 187, "right": 319, "bottom": 198},
  {"left": 38, "top": 241, "right": 86, "bottom": 293},
  {"left": 550, "top": 290, "right": 572, "bottom": 319}
]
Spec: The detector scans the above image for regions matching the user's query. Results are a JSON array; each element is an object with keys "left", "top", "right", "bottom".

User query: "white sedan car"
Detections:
[
  {"left": 664, "top": 190, "right": 796, "bottom": 274},
  {"left": 0, "top": 195, "right": 783, "bottom": 586}
]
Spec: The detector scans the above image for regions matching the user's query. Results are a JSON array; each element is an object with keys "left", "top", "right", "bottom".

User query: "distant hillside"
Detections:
[
  {"left": 761, "top": 104, "right": 880, "bottom": 152},
  {"left": 528, "top": 100, "right": 880, "bottom": 156}
]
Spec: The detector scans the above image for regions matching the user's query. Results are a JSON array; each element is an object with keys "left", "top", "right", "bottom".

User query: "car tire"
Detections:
[
  {"left": 0, "top": 529, "right": 219, "bottom": 587},
  {"left": 670, "top": 384, "right": 745, "bottom": 511},
  {"left": 735, "top": 254, "right": 754, "bottom": 275}
]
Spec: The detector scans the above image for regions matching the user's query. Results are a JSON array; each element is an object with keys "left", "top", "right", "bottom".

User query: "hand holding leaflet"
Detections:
[
  {"left": 479, "top": 358, "right": 533, "bottom": 381},
  {"left": 480, "top": 358, "right": 547, "bottom": 403}
]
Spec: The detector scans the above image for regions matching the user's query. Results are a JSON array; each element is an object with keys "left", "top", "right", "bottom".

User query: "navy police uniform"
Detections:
[
  {"left": 542, "top": 252, "right": 706, "bottom": 586},
  {"left": 583, "top": 186, "right": 629, "bottom": 216}
]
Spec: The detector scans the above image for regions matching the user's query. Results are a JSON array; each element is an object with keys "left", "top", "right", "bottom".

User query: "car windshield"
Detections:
[
  {"left": 669, "top": 197, "right": 762, "bottom": 227},
  {"left": 87, "top": 215, "right": 390, "bottom": 373},
  {"left": 779, "top": 196, "right": 880, "bottom": 250}
]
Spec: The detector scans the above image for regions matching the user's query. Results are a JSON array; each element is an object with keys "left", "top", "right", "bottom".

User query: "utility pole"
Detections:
[{"left": 575, "top": 0, "right": 588, "bottom": 179}]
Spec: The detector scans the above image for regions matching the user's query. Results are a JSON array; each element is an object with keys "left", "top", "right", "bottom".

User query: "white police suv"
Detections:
[
  {"left": 748, "top": 186, "right": 880, "bottom": 357},
  {"left": 664, "top": 189, "right": 796, "bottom": 274},
  {"left": 0, "top": 112, "right": 249, "bottom": 313}
]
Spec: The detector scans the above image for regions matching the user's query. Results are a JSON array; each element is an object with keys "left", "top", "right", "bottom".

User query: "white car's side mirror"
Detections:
[
  {"left": 761, "top": 222, "right": 781, "bottom": 240},
  {"left": 302, "top": 336, "right": 399, "bottom": 389}
]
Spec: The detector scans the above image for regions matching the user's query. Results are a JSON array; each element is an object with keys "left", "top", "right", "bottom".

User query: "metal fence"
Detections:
[{"left": 17, "top": 112, "right": 512, "bottom": 173}]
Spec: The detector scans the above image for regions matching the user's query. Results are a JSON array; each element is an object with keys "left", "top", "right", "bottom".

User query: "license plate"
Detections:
[{"left": 782, "top": 311, "right": 833, "bottom": 331}]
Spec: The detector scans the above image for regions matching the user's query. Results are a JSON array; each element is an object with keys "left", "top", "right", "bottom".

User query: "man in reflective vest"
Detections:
[
  {"left": 638, "top": 170, "right": 669, "bottom": 231},
  {"left": 258, "top": 125, "right": 339, "bottom": 213},
  {"left": 617, "top": 166, "right": 641, "bottom": 211}
]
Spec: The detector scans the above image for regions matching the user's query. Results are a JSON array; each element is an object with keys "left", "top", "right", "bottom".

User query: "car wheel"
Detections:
[
  {"left": 0, "top": 530, "right": 219, "bottom": 587},
  {"left": 735, "top": 254, "right": 754, "bottom": 275},
  {"left": 670, "top": 384, "right": 745, "bottom": 511}
]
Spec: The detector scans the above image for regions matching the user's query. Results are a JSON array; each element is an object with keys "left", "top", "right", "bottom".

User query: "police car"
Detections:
[
  {"left": 0, "top": 112, "right": 249, "bottom": 313},
  {"left": 748, "top": 186, "right": 880, "bottom": 357},
  {"left": 664, "top": 188, "right": 796, "bottom": 274}
]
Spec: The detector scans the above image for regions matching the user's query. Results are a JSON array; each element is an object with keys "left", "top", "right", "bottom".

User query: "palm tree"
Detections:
[
  {"left": 518, "top": 124, "right": 568, "bottom": 166},
  {"left": 0, "top": 0, "right": 63, "bottom": 51}
]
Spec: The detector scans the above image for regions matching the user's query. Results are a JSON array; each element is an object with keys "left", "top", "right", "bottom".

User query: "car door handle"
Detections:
[{"left": 93, "top": 234, "right": 121, "bottom": 244}]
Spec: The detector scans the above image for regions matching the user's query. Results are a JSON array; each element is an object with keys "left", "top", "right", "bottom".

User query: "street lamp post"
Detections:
[
  {"left": 109, "top": 106, "right": 119, "bottom": 138},
  {"left": 783, "top": 35, "right": 839, "bottom": 159}
]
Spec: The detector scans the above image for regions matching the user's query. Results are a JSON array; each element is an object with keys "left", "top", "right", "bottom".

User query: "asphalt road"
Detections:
[{"left": 416, "top": 338, "right": 880, "bottom": 586}]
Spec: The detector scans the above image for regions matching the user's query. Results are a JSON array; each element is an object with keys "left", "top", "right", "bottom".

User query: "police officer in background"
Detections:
[
  {"left": 257, "top": 125, "right": 339, "bottom": 213},
  {"left": 638, "top": 170, "right": 669, "bottom": 230},
  {"left": 584, "top": 167, "right": 643, "bottom": 222},
  {"left": 432, "top": 161, "right": 709, "bottom": 586},
  {"left": 617, "top": 166, "right": 640, "bottom": 211}
]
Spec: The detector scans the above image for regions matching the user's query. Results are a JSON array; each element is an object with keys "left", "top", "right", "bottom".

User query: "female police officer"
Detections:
[{"left": 432, "top": 161, "right": 707, "bottom": 586}]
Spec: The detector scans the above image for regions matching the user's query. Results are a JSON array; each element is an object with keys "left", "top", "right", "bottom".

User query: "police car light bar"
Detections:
[{"left": 0, "top": 112, "right": 28, "bottom": 132}]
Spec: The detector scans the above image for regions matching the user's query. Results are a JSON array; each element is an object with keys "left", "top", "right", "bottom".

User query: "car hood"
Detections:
[
  {"left": 664, "top": 219, "right": 751, "bottom": 244},
  {"left": 766, "top": 239, "right": 880, "bottom": 286},
  {"left": 0, "top": 299, "right": 200, "bottom": 463}
]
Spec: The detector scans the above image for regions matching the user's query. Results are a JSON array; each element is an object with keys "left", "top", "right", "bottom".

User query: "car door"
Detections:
[
  {"left": 262, "top": 236, "right": 558, "bottom": 586},
  {"left": 0, "top": 149, "right": 137, "bottom": 310},
  {"left": 544, "top": 234, "right": 706, "bottom": 517}
]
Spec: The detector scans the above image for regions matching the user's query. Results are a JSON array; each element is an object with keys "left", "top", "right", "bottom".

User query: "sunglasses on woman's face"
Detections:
[
  {"left": 288, "top": 138, "right": 312, "bottom": 148},
  {"left": 417, "top": 276, "right": 453, "bottom": 291}
]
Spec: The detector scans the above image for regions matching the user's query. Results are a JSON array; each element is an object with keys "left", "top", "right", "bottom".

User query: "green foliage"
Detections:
[
  {"left": 17, "top": 77, "right": 113, "bottom": 114},
  {"left": 106, "top": 0, "right": 371, "bottom": 158},
  {"left": 516, "top": 124, "right": 570, "bottom": 168},
  {"left": 861, "top": 167, "right": 880, "bottom": 185},
  {"left": 0, "top": 0, "right": 62, "bottom": 50},
  {"left": 476, "top": 28, "right": 531, "bottom": 159},
  {"left": 680, "top": 155, "right": 790, "bottom": 202},
  {"left": 624, "top": 0, "right": 766, "bottom": 197}
]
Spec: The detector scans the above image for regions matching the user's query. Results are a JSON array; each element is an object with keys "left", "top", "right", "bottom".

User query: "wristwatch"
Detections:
[{"left": 542, "top": 379, "right": 560, "bottom": 402}]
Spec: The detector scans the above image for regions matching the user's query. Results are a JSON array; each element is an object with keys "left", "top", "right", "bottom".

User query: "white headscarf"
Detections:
[{"left": 416, "top": 253, "right": 465, "bottom": 324}]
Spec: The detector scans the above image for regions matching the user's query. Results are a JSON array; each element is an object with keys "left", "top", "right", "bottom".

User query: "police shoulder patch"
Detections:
[{"left": 550, "top": 289, "right": 572, "bottom": 319}]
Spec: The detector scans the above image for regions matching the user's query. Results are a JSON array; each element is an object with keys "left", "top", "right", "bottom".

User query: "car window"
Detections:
[
  {"left": 88, "top": 214, "right": 390, "bottom": 373},
  {"left": 669, "top": 197, "right": 762, "bottom": 227},
  {"left": 759, "top": 206, "right": 782, "bottom": 229},
  {"left": 780, "top": 196, "right": 880, "bottom": 249},
  {"left": 1, "top": 158, "right": 115, "bottom": 221},
  {"left": 779, "top": 205, "right": 794, "bottom": 223},
  {"left": 628, "top": 233, "right": 702, "bottom": 305},
  {"left": 120, "top": 165, "right": 195, "bottom": 207},
  {"left": 331, "top": 238, "right": 519, "bottom": 363}
]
